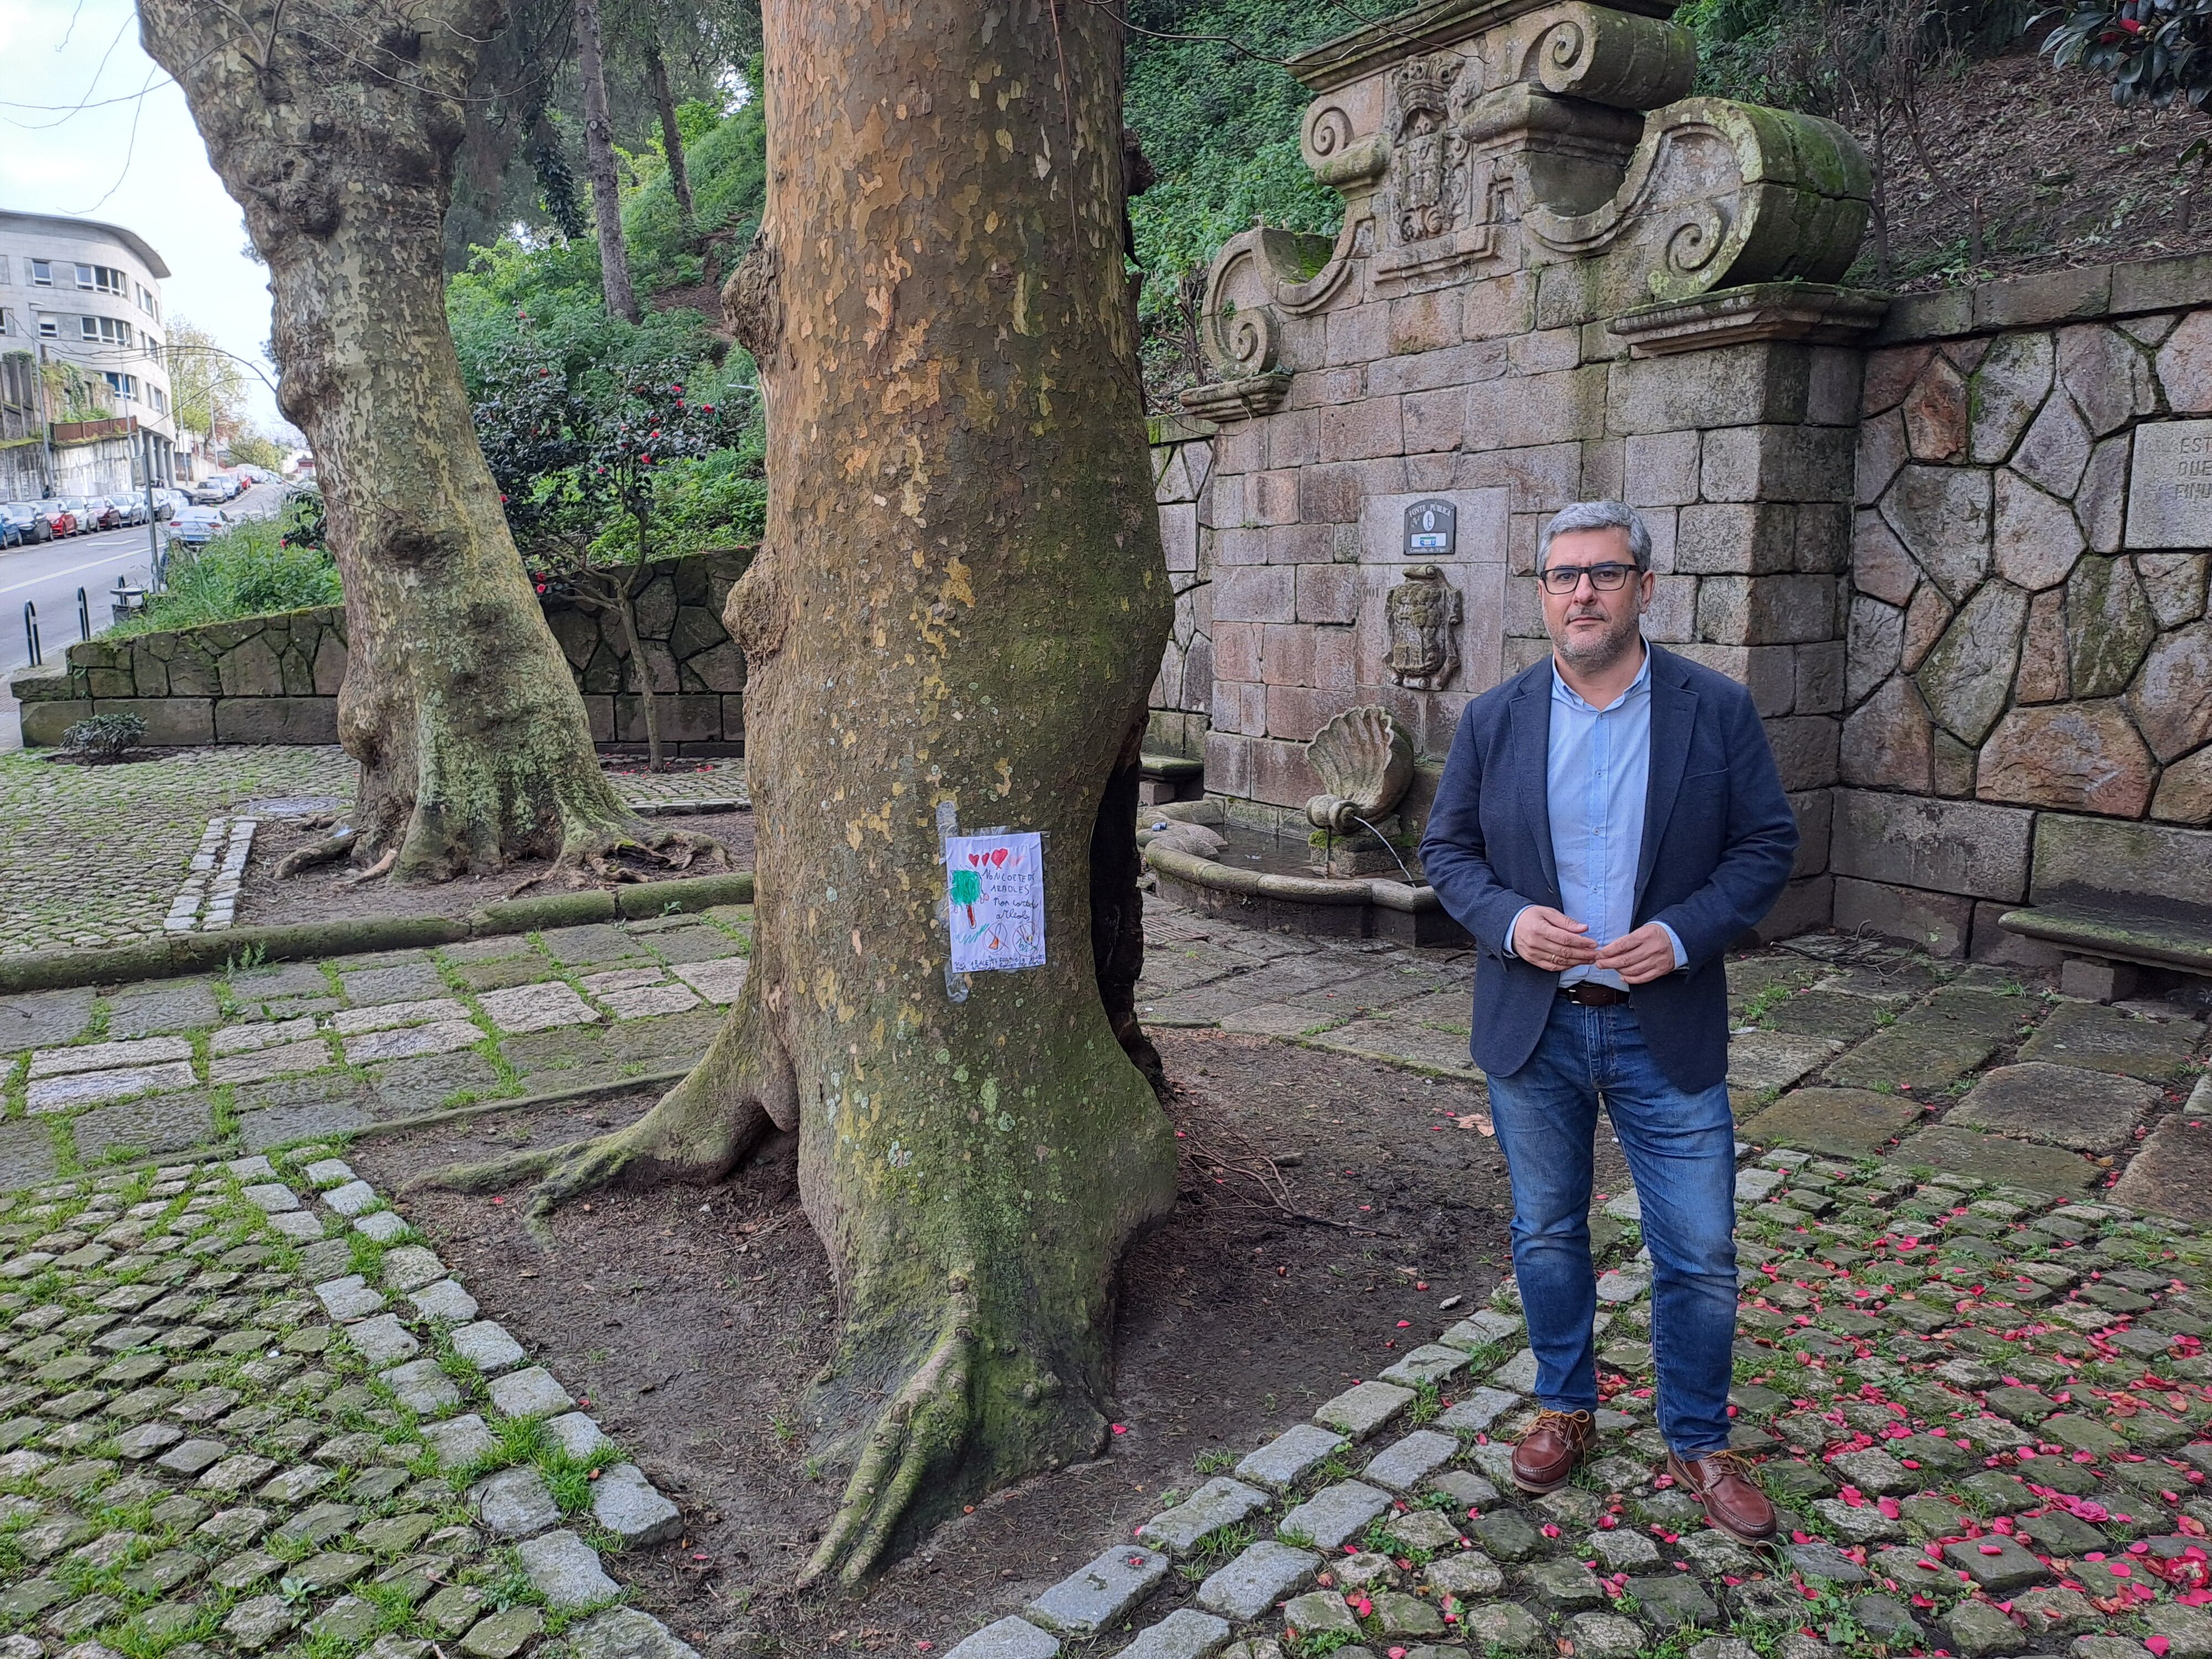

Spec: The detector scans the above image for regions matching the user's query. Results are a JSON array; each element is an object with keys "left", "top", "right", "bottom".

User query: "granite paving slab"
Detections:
[
  {"left": 1948, "top": 1062, "right": 2164, "bottom": 1152},
  {"left": 2018, "top": 1001, "right": 2202, "bottom": 1082}
]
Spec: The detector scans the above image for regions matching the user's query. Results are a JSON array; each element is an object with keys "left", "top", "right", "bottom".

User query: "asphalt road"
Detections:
[{"left": 0, "top": 481, "right": 291, "bottom": 749}]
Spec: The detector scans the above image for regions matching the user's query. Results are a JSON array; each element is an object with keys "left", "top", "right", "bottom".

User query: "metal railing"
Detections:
[
  {"left": 21, "top": 601, "right": 38, "bottom": 667},
  {"left": 76, "top": 587, "right": 88, "bottom": 644}
]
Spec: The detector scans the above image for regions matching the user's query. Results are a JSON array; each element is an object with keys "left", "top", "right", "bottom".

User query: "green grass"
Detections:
[{"left": 111, "top": 520, "right": 342, "bottom": 640}]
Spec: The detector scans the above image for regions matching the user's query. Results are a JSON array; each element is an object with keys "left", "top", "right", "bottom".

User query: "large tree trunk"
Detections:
[
  {"left": 438, "top": 0, "right": 1176, "bottom": 1583},
  {"left": 139, "top": 0, "right": 709, "bottom": 881},
  {"left": 643, "top": 41, "right": 700, "bottom": 249},
  {"left": 576, "top": 0, "right": 641, "bottom": 322}
]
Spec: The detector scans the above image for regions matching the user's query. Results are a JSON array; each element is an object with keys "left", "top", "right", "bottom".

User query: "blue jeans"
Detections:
[{"left": 1486, "top": 995, "right": 1739, "bottom": 1457}]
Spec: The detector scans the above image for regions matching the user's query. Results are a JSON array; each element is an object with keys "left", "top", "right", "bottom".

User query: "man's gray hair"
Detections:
[{"left": 1538, "top": 500, "right": 1652, "bottom": 573}]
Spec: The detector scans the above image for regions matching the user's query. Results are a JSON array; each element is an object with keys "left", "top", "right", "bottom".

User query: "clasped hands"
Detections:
[{"left": 1510, "top": 907, "right": 1677, "bottom": 984}]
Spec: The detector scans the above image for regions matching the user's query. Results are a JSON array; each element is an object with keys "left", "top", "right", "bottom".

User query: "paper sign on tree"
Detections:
[{"left": 945, "top": 831, "right": 1046, "bottom": 973}]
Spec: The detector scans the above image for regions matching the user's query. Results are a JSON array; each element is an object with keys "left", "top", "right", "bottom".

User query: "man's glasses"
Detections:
[{"left": 1538, "top": 562, "right": 1635, "bottom": 594}]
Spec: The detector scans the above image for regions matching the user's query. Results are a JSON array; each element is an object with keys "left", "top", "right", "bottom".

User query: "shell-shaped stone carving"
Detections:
[{"left": 1305, "top": 705, "right": 1415, "bottom": 831}]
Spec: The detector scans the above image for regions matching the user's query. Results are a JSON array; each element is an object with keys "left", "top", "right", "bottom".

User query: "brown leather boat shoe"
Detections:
[
  {"left": 1667, "top": 1449, "right": 1778, "bottom": 1546},
  {"left": 1511, "top": 1408, "right": 1597, "bottom": 1494}
]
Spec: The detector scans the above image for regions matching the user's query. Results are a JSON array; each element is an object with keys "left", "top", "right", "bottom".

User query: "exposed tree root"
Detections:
[
  {"left": 274, "top": 829, "right": 359, "bottom": 879},
  {"left": 413, "top": 979, "right": 794, "bottom": 1240},
  {"left": 342, "top": 848, "right": 398, "bottom": 886},
  {"left": 551, "top": 814, "right": 732, "bottom": 887},
  {"left": 799, "top": 1300, "right": 977, "bottom": 1589}
]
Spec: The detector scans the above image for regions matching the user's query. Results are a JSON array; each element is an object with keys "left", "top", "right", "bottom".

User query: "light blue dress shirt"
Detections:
[{"left": 1509, "top": 644, "right": 1687, "bottom": 990}]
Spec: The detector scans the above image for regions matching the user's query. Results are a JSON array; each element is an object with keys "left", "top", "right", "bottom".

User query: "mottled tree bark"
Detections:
[
  {"left": 139, "top": 1, "right": 712, "bottom": 880},
  {"left": 576, "top": 0, "right": 641, "bottom": 322},
  {"left": 439, "top": 0, "right": 1176, "bottom": 1582}
]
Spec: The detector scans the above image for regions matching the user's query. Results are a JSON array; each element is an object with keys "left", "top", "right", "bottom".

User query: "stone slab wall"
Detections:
[
  {"left": 12, "top": 550, "right": 751, "bottom": 753},
  {"left": 1837, "top": 258, "right": 2212, "bottom": 957}
]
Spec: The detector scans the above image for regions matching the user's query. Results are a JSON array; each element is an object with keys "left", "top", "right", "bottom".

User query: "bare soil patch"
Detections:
[
  {"left": 345, "top": 1027, "right": 1616, "bottom": 1657},
  {"left": 1859, "top": 41, "right": 2212, "bottom": 289},
  {"left": 235, "top": 807, "right": 755, "bottom": 929}
]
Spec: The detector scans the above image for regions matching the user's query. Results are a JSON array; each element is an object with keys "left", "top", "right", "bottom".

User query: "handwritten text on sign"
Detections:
[{"left": 946, "top": 832, "right": 1046, "bottom": 973}]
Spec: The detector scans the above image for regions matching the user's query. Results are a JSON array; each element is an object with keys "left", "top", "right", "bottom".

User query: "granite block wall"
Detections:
[
  {"left": 1833, "top": 260, "right": 2212, "bottom": 958},
  {"left": 12, "top": 550, "right": 752, "bottom": 754}
]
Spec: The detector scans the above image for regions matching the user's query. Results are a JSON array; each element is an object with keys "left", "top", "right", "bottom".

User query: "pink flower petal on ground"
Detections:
[{"left": 2147, "top": 1640, "right": 2171, "bottom": 1657}]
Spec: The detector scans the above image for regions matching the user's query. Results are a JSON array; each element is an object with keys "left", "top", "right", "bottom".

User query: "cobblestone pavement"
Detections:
[
  {"left": 0, "top": 910, "right": 750, "bottom": 1182},
  {"left": 938, "top": 909, "right": 2212, "bottom": 1657},
  {"left": 0, "top": 1150, "right": 698, "bottom": 1659},
  {"left": 950, "top": 1150, "right": 2212, "bottom": 1659},
  {"left": 0, "top": 750, "right": 748, "bottom": 958},
  {"left": 9, "top": 879, "right": 2212, "bottom": 1659}
]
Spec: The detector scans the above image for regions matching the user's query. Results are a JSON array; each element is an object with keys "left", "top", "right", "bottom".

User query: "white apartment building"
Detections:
[{"left": 0, "top": 210, "right": 180, "bottom": 494}]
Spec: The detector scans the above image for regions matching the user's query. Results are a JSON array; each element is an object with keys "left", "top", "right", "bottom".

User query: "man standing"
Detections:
[{"left": 1420, "top": 500, "right": 1798, "bottom": 1546}]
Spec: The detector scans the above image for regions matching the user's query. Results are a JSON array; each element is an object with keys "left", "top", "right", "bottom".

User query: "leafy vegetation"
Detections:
[
  {"left": 1124, "top": 0, "right": 1381, "bottom": 400},
  {"left": 2041, "top": 0, "right": 2212, "bottom": 110},
  {"left": 443, "top": 64, "right": 767, "bottom": 578},
  {"left": 112, "top": 519, "right": 342, "bottom": 639},
  {"left": 621, "top": 75, "right": 770, "bottom": 294},
  {"left": 59, "top": 711, "right": 147, "bottom": 761}
]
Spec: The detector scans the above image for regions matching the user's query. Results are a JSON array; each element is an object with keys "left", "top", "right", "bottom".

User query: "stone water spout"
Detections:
[{"left": 1305, "top": 705, "right": 1414, "bottom": 833}]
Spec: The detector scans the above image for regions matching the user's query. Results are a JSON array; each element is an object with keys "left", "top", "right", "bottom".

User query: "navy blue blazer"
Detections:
[{"left": 1418, "top": 643, "right": 1798, "bottom": 1094}]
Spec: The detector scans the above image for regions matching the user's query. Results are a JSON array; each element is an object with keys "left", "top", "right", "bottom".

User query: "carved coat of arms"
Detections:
[
  {"left": 1386, "top": 564, "right": 1462, "bottom": 690},
  {"left": 1392, "top": 55, "right": 1467, "bottom": 246}
]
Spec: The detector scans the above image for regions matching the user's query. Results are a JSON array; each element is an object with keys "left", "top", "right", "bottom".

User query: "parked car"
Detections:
[
  {"left": 166, "top": 505, "right": 232, "bottom": 551},
  {"left": 106, "top": 494, "right": 151, "bottom": 526},
  {"left": 0, "top": 512, "right": 19, "bottom": 549},
  {"left": 0, "top": 502, "right": 53, "bottom": 544},
  {"left": 79, "top": 497, "right": 123, "bottom": 531},
  {"left": 189, "top": 476, "right": 236, "bottom": 505},
  {"left": 37, "top": 500, "right": 79, "bottom": 537},
  {"left": 150, "top": 487, "right": 188, "bottom": 521}
]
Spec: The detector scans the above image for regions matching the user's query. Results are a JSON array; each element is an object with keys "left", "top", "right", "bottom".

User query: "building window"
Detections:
[
  {"left": 149, "top": 385, "right": 168, "bottom": 415},
  {"left": 73, "top": 263, "right": 127, "bottom": 296},
  {"left": 102, "top": 371, "right": 138, "bottom": 403},
  {"left": 136, "top": 284, "right": 160, "bottom": 321},
  {"left": 0, "top": 309, "right": 9, "bottom": 336},
  {"left": 0, "top": 258, "right": 10, "bottom": 285},
  {"left": 37, "top": 317, "right": 57, "bottom": 337},
  {"left": 28, "top": 260, "right": 52, "bottom": 286},
  {"left": 77, "top": 316, "right": 133, "bottom": 346}
]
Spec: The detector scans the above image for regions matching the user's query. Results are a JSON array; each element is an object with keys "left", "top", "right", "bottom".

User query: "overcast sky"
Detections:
[{"left": 0, "top": 0, "right": 289, "bottom": 434}]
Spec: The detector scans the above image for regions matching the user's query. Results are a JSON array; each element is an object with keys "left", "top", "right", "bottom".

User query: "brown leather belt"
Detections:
[{"left": 1558, "top": 982, "right": 1630, "bottom": 1007}]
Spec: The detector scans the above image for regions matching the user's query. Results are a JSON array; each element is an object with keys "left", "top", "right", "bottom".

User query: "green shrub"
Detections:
[
  {"left": 116, "top": 518, "right": 342, "bottom": 639},
  {"left": 60, "top": 711, "right": 147, "bottom": 761}
]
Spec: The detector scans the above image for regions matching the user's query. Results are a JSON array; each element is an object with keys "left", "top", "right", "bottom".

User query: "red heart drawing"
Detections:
[
  {"left": 967, "top": 852, "right": 980, "bottom": 865},
  {"left": 990, "top": 847, "right": 1008, "bottom": 867}
]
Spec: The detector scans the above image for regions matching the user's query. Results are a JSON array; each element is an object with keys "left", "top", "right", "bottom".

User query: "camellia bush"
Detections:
[
  {"left": 473, "top": 339, "right": 757, "bottom": 768},
  {"left": 2043, "top": 0, "right": 2212, "bottom": 108}
]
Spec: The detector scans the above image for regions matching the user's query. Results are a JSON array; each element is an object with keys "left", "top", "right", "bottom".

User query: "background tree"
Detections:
[
  {"left": 228, "top": 430, "right": 287, "bottom": 471},
  {"left": 139, "top": 0, "right": 719, "bottom": 884},
  {"left": 162, "top": 317, "right": 248, "bottom": 447},
  {"left": 575, "top": 0, "right": 642, "bottom": 322},
  {"left": 440, "top": 0, "right": 1175, "bottom": 1583},
  {"left": 639, "top": 40, "right": 698, "bottom": 251}
]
